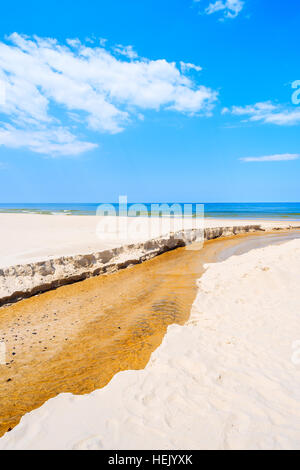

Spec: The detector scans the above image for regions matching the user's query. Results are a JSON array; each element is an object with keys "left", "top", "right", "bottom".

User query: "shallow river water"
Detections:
[{"left": 0, "top": 230, "right": 299, "bottom": 436}]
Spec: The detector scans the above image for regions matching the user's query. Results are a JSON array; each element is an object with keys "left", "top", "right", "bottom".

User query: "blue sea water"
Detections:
[{"left": 0, "top": 203, "right": 300, "bottom": 220}]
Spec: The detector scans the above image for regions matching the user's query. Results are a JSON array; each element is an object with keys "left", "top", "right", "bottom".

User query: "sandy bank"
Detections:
[
  {"left": 1, "top": 212, "right": 299, "bottom": 305},
  {"left": 1, "top": 238, "right": 299, "bottom": 450},
  {"left": 0, "top": 235, "right": 227, "bottom": 437},
  {"left": 0, "top": 213, "right": 299, "bottom": 268}
]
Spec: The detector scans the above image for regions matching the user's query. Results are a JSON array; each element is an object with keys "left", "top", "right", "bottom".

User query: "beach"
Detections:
[
  {"left": 0, "top": 212, "right": 290, "bottom": 268},
  {"left": 0, "top": 213, "right": 300, "bottom": 449},
  {"left": 0, "top": 212, "right": 277, "bottom": 306},
  {"left": 1, "top": 0, "right": 300, "bottom": 453}
]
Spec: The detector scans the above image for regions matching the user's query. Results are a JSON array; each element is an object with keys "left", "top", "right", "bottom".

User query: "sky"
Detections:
[{"left": 0, "top": 0, "right": 299, "bottom": 203}]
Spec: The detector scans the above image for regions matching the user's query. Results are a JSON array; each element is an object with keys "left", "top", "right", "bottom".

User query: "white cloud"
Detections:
[
  {"left": 205, "top": 0, "right": 244, "bottom": 19},
  {"left": 0, "top": 78, "right": 5, "bottom": 104},
  {"left": 169, "top": 85, "right": 215, "bottom": 113},
  {"left": 0, "top": 124, "right": 97, "bottom": 156},
  {"left": 224, "top": 101, "right": 300, "bottom": 126},
  {"left": 241, "top": 154, "right": 300, "bottom": 163},
  {"left": 180, "top": 62, "right": 202, "bottom": 73},
  {"left": 113, "top": 44, "right": 138, "bottom": 59},
  {"left": 66, "top": 38, "right": 81, "bottom": 49},
  {"left": 0, "top": 34, "right": 217, "bottom": 156}
]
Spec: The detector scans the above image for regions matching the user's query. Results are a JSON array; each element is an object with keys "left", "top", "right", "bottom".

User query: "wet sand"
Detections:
[
  {"left": 0, "top": 230, "right": 299, "bottom": 437},
  {"left": 218, "top": 231, "right": 300, "bottom": 261}
]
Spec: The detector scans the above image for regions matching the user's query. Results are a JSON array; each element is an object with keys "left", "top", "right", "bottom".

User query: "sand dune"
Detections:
[{"left": 1, "top": 238, "right": 300, "bottom": 450}]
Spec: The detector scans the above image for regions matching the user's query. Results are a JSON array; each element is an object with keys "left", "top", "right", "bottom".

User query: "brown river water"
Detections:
[{"left": 0, "top": 230, "right": 299, "bottom": 436}]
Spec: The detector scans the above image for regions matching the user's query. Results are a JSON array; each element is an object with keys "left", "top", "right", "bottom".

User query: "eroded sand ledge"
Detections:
[
  {"left": 1, "top": 237, "right": 300, "bottom": 450},
  {"left": 1, "top": 223, "right": 299, "bottom": 306}
]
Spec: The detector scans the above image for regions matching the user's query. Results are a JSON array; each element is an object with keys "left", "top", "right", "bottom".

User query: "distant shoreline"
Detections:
[{"left": 0, "top": 202, "right": 300, "bottom": 220}]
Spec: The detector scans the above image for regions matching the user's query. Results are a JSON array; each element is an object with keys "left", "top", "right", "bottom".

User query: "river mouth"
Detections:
[
  {"left": 218, "top": 230, "right": 300, "bottom": 261},
  {"left": 0, "top": 229, "right": 299, "bottom": 437}
]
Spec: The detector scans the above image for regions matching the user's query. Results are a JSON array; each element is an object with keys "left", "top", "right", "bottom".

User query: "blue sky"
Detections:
[{"left": 0, "top": 0, "right": 299, "bottom": 203}]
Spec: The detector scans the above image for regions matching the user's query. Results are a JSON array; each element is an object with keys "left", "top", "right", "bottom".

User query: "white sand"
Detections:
[
  {"left": 1, "top": 238, "right": 300, "bottom": 450},
  {"left": 2, "top": 212, "right": 299, "bottom": 305},
  {"left": 0, "top": 212, "right": 299, "bottom": 268}
]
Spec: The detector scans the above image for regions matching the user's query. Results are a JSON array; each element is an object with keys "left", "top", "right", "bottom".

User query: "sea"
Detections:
[{"left": 0, "top": 203, "right": 300, "bottom": 220}]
